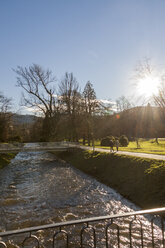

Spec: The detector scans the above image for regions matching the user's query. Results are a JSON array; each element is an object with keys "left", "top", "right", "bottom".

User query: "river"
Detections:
[{"left": 0, "top": 150, "right": 163, "bottom": 247}]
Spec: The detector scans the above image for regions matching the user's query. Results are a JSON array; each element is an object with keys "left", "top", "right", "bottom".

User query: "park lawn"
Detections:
[
  {"left": 119, "top": 139, "right": 165, "bottom": 155},
  {"left": 81, "top": 139, "right": 165, "bottom": 155}
]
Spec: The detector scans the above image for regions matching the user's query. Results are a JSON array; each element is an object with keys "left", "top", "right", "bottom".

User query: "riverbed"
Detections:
[{"left": 0, "top": 150, "right": 163, "bottom": 247}]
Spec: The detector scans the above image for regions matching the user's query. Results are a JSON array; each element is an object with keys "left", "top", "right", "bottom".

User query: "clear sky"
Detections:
[{"left": 1, "top": 0, "right": 165, "bottom": 113}]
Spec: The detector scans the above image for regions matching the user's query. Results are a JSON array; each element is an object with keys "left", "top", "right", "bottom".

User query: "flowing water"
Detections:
[{"left": 0, "top": 148, "right": 163, "bottom": 247}]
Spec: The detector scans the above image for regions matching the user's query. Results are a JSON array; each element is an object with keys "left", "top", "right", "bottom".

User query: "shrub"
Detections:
[
  {"left": 100, "top": 136, "right": 115, "bottom": 146},
  {"left": 119, "top": 135, "right": 129, "bottom": 147},
  {"left": 109, "top": 136, "right": 115, "bottom": 142},
  {"left": 100, "top": 137, "right": 110, "bottom": 146}
]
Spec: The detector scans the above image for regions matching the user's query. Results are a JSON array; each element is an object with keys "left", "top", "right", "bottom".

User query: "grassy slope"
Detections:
[
  {"left": 0, "top": 153, "right": 16, "bottom": 169},
  {"left": 55, "top": 149, "right": 165, "bottom": 209}
]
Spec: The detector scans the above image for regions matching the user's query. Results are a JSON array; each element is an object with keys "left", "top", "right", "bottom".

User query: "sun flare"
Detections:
[{"left": 137, "top": 75, "right": 160, "bottom": 98}]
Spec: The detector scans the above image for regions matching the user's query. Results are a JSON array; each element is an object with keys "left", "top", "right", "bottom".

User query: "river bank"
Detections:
[
  {"left": 1, "top": 148, "right": 164, "bottom": 247},
  {"left": 1, "top": 150, "right": 144, "bottom": 247},
  {"left": 54, "top": 149, "right": 165, "bottom": 209},
  {"left": 0, "top": 153, "right": 16, "bottom": 169}
]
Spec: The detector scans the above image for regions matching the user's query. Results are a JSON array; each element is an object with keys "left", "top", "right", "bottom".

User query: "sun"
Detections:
[{"left": 137, "top": 75, "right": 160, "bottom": 98}]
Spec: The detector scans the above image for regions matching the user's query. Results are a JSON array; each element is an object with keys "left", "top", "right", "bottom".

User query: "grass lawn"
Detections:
[
  {"left": 54, "top": 149, "right": 165, "bottom": 208},
  {"left": 118, "top": 139, "right": 165, "bottom": 155},
  {"left": 80, "top": 138, "right": 165, "bottom": 155}
]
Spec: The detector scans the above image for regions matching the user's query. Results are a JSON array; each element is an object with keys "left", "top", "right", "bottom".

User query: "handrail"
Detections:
[{"left": 1, "top": 207, "right": 165, "bottom": 237}]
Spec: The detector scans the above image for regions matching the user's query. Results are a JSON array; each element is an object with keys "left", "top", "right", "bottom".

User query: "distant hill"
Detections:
[
  {"left": 12, "top": 114, "right": 41, "bottom": 125},
  {"left": 95, "top": 105, "right": 165, "bottom": 139}
]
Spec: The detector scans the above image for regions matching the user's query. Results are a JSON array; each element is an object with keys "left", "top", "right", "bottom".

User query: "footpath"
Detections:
[{"left": 80, "top": 146, "right": 165, "bottom": 161}]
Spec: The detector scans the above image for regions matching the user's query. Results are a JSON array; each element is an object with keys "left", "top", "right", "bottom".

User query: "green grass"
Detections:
[
  {"left": 80, "top": 139, "right": 165, "bottom": 155},
  {"left": 0, "top": 153, "right": 16, "bottom": 169},
  {"left": 54, "top": 149, "right": 165, "bottom": 209},
  {"left": 119, "top": 139, "right": 165, "bottom": 154}
]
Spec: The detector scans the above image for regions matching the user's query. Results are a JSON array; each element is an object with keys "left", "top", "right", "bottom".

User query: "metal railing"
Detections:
[{"left": 0, "top": 207, "right": 165, "bottom": 247}]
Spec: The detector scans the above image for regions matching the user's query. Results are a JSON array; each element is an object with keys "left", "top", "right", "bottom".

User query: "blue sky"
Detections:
[{"left": 1, "top": 0, "right": 165, "bottom": 113}]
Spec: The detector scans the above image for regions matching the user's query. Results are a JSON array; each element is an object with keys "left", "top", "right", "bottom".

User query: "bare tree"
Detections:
[
  {"left": 153, "top": 78, "right": 165, "bottom": 117},
  {"left": 116, "top": 95, "right": 132, "bottom": 112},
  {"left": 14, "top": 64, "right": 58, "bottom": 117},
  {"left": 14, "top": 64, "right": 60, "bottom": 140},
  {"left": 58, "top": 72, "right": 81, "bottom": 141},
  {"left": 132, "top": 57, "right": 157, "bottom": 105},
  {"left": 59, "top": 72, "right": 80, "bottom": 114},
  {"left": 0, "top": 92, "right": 12, "bottom": 112},
  {"left": 134, "top": 58, "right": 165, "bottom": 119},
  {"left": 0, "top": 92, "right": 12, "bottom": 141},
  {"left": 134, "top": 58, "right": 154, "bottom": 80}
]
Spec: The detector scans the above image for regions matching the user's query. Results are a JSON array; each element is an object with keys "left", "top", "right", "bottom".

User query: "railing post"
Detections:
[
  {"left": 22, "top": 232, "right": 40, "bottom": 248},
  {"left": 53, "top": 228, "right": 68, "bottom": 248},
  {"left": 151, "top": 217, "right": 155, "bottom": 248},
  {"left": 129, "top": 215, "right": 143, "bottom": 248},
  {"left": 105, "top": 219, "right": 120, "bottom": 248},
  {"left": 80, "top": 222, "right": 96, "bottom": 248}
]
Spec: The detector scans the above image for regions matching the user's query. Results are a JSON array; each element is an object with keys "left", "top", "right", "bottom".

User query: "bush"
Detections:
[
  {"left": 100, "top": 137, "right": 110, "bottom": 146},
  {"left": 119, "top": 135, "right": 129, "bottom": 147},
  {"left": 100, "top": 136, "right": 115, "bottom": 146}
]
